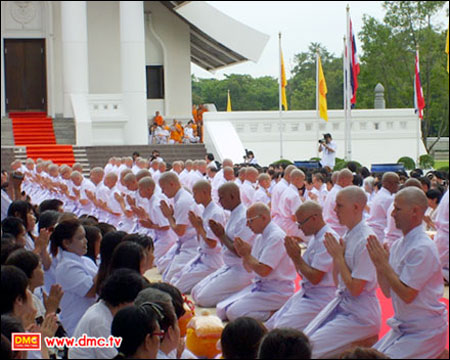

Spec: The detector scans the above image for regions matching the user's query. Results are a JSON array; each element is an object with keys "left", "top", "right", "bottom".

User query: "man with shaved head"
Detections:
[
  {"left": 158, "top": 172, "right": 202, "bottom": 283},
  {"left": 171, "top": 180, "right": 227, "bottom": 294},
  {"left": 253, "top": 173, "right": 271, "bottom": 206},
  {"left": 266, "top": 201, "right": 338, "bottom": 331},
  {"left": 305, "top": 186, "right": 381, "bottom": 359},
  {"left": 191, "top": 182, "right": 256, "bottom": 307},
  {"left": 369, "top": 187, "right": 448, "bottom": 359},
  {"left": 271, "top": 165, "right": 297, "bottom": 221},
  {"left": 275, "top": 169, "right": 308, "bottom": 240},
  {"left": 241, "top": 167, "right": 258, "bottom": 207},
  {"left": 211, "top": 159, "right": 233, "bottom": 203},
  {"left": 322, "top": 168, "right": 354, "bottom": 237},
  {"left": 367, "top": 172, "right": 400, "bottom": 243},
  {"left": 216, "top": 202, "right": 296, "bottom": 322}
]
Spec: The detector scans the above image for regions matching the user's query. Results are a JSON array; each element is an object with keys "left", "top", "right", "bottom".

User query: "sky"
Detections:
[{"left": 190, "top": 1, "right": 445, "bottom": 80}]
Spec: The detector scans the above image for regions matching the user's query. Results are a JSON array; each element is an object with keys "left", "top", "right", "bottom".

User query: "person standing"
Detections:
[{"left": 318, "top": 133, "right": 337, "bottom": 170}]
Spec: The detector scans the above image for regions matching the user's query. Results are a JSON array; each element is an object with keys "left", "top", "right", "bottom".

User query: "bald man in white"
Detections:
[
  {"left": 305, "top": 186, "right": 381, "bottom": 359},
  {"left": 158, "top": 172, "right": 203, "bottom": 283},
  {"left": 171, "top": 180, "right": 226, "bottom": 294},
  {"left": 240, "top": 167, "right": 258, "bottom": 208},
  {"left": 266, "top": 201, "right": 338, "bottom": 331},
  {"left": 216, "top": 203, "right": 296, "bottom": 322},
  {"left": 322, "top": 169, "right": 354, "bottom": 237},
  {"left": 191, "top": 182, "right": 256, "bottom": 307},
  {"left": 271, "top": 165, "right": 296, "bottom": 222},
  {"left": 367, "top": 172, "right": 400, "bottom": 243},
  {"left": 369, "top": 187, "right": 448, "bottom": 359},
  {"left": 432, "top": 189, "right": 448, "bottom": 283}
]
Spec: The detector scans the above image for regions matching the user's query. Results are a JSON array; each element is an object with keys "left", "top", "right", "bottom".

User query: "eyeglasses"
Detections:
[
  {"left": 151, "top": 331, "right": 166, "bottom": 341},
  {"left": 296, "top": 214, "right": 316, "bottom": 227},
  {"left": 246, "top": 215, "right": 261, "bottom": 224}
]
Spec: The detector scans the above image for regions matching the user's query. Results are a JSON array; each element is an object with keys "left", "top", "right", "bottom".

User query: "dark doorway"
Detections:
[{"left": 4, "top": 39, "right": 47, "bottom": 112}]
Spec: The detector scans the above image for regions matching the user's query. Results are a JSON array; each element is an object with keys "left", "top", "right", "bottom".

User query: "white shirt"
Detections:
[
  {"left": 240, "top": 180, "right": 256, "bottom": 208},
  {"left": 389, "top": 225, "right": 446, "bottom": 324},
  {"left": 251, "top": 222, "right": 296, "bottom": 283},
  {"left": 223, "top": 204, "right": 256, "bottom": 267},
  {"left": 147, "top": 193, "right": 177, "bottom": 244},
  {"left": 173, "top": 188, "right": 202, "bottom": 244},
  {"left": 277, "top": 184, "right": 303, "bottom": 237},
  {"left": 320, "top": 140, "right": 337, "bottom": 169},
  {"left": 434, "top": 190, "right": 449, "bottom": 275},
  {"left": 55, "top": 251, "right": 97, "bottom": 336},
  {"left": 200, "top": 201, "right": 226, "bottom": 256},
  {"left": 69, "top": 300, "right": 117, "bottom": 359},
  {"left": 323, "top": 184, "right": 347, "bottom": 237},
  {"left": 367, "top": 187, "right": 394, "bottom": 243},
  {"left": 253, "top": 187, "right": 271, "bottom": 206},
  {"left": 383, "top": 202, "right": 402, "bottom": 248},
  {"left": 270, "top": 178, "right": 289, "bottom": 219},
  {"left": 1, "top": 190, "right": 12, "bottom": 221}
]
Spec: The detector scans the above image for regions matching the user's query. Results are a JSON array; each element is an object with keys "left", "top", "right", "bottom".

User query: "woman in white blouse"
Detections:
[{"left": 50, "top": 218, "right": 98, "bottom": 336}]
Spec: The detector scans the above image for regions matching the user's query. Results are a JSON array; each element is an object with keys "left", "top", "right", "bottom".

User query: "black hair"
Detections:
[
  {"left": 83, "top": 225, "right": 102, "bottom": 263},
  {"left": 1, "top": 240, "right": 22, "bottom": 265},
  {"left": 96, "top": 222, "right": 117, "bottom": 237},
  {"left": 1, "top": 334, "right": 12, "bottom": 359},
  {"left": 111, "top": 305, "right": 159, "bottom": 359},
  {"left": 419, "top": 176, "right": 431, "bottom": 190},
  {"left": 99, "top": 269, "right": 147, "bottom": 307},
  {"left": 132, "top": 151, "right": 140, "bottom": 157},
  {"left": 426, "top": 188, "right": 443, "bottom": 204},
  {"left": 78, "top": 215, "right": 99, "bottom": 226},
  {"left": 1, "top": 217, "right": 26, "bottom": 238},
  {"left": 5, "top": 249, "right": 40, "bottom": 279},
  {"left": 123, "top": 233, "right": 154, "bottom": 252},
  {"left": 1, "top": 314, "right": 25, "bottom": 340},
  {"left": 346, "top": 161, "right": 359, "bottom": 173},
  {"left": 221, "top": 317, "right": 267, "bottom": 359},
  {"left": 1, "top": 265, "right": 29, "bottom": 314},
  {"left": 109, "top": 241, "right": 146, "bottom": 275},
  {"left": 352, "top": 174, "right": 363, "bottom": 187},
  {"left": 7, "top": 201, "right": 34, "bottom": 230},
  {"left": 96, "top": 231, "right": 127, "bottom": 295},
  {"left": 206, "top": 153, "right": 215, "bottom": 161},
  {"left": 147, "top": 283, "right": 186, "bottom": 319},
  {"left": 339, "top": 346, "right": 390, "bottom": 359},
  {"left": 50, "top": 219, "right": 82, "bottom": 257},
  {"left": 38, "top": 210, "right": 60, "bottom": 232},
  {"left": 358, "top": 166, "right": 371, "bottom": 179},
  {"left": 258, "top": 328, "right": 312, "bottom": 360},
  {"left": 38, "top": 199, "right": 64, "bottom": 214}
]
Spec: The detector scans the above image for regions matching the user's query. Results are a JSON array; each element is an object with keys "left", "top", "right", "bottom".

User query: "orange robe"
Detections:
[{"left": 154, "top": 115, "right": 164, "bottom": 126}]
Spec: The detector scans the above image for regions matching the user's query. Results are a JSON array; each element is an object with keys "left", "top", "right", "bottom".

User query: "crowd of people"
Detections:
[
  {"left": 1, "top": 151, "right": 448, "bottom": 359},
  {"left": 149, "top": 106, "right": 207, "bottom": 145}
]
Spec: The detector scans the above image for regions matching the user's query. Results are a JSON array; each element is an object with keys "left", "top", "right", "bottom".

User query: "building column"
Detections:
[
  {"left": 60, "top": 1, "right": 89, "bottom": 119},
  {"left": 120, "top": 1, "right": 148, "bottom": 145}
]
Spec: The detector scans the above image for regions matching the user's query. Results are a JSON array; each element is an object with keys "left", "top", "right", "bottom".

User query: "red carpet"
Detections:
[
  {"left": 11, "top": 112, "right": 56, "bottom": 145},
  {"left": 26, "top": 145, "right": 75, "bottom": 167},
  {"left": 294, "top": 275, "right": 449, "bottom": 350}
]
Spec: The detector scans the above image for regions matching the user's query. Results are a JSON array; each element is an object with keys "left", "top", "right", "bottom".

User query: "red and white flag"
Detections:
[{"left": 414, "top": 50, "right": 425, "bottom": 120}]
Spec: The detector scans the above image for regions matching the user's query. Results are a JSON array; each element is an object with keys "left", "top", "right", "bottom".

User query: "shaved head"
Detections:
[
  {"left": 219, "top": 182, "right": 240, "bottom": 198},
  {"left": 193, "top": 180, "right": 211, "bottom": 192},
  {"left": 284, "top": 165, "right": 297, "bottom": 182},
  {"left": 218, "top": 182, "right": 241, "bottom": 210},
  {"left": 223, "top": 159, "right": 233, "bottom": 168},
  {"left": 290, "top": 169, "right": 306, "bottom": 180},
  {"left": 338, "top": 185, "right": 368, "bottom": 208},
  {"left": 296, "top": 200, "right": 323, "bottom": 217},
  {"left": 395, "top": 187, "right": 428, "bottom": 214},
  {"left": 159, "top": 172, "right": 180, "bottom": 186},
  {"left": 139, "top": 177, "right": 155, "bottom": 190},
  {"left": 248, "top": 202, "right": 271, "bottom": 218},
  {"left": 403, "top": 178, "right": 422, "bottom": 189}
]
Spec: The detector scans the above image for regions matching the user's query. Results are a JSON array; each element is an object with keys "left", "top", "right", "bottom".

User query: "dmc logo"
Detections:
[{"left": 12, "top": 333, "right": 41, "bottom": 351}]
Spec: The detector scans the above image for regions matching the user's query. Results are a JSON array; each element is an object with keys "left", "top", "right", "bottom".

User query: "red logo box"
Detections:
[{"left": 12, "top": 333, "right": 41, "bottom": 351}]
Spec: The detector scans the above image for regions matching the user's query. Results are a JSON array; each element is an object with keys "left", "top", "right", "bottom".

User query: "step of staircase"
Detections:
[
  {"left": 73, "top": 147, "right": 91, "bottom": 177},
  {"left": 53, "top": 117, "right": 76, "bottom": 145},
  {"left": 1, "top": 117, "right": 14, "bottom": 146}
]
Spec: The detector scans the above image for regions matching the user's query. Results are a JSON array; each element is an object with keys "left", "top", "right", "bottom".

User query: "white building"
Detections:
[{"left": 1, "top": 1, "right": 269, "bottom": 145}]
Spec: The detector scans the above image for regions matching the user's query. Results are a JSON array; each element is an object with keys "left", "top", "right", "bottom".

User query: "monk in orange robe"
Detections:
[{"left": 153, "top": 111, "right": 164, "bottom": 127}]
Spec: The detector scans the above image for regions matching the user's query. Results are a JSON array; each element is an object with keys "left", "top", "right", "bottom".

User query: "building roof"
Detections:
[{"left": 160, "top": 1, "right": 269, "bottom": 72}]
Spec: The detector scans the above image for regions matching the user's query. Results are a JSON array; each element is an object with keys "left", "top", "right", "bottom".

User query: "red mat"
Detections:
[
  {"left": 294, "top": 275, "right": 449, "bottom": 349},
  {"left": 11, "top": 116, "right": 56, "bottom": 145},
  {"left": 9, "top": 111, "right": 47, "bottom": 118},
  {"left": 26, "top": 145, "right": 75, "bottom": 167}
]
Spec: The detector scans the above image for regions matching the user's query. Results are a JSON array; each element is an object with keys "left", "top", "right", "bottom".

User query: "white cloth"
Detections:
[
  {"left": 55, "top": 251, "right": 97, "bottom": 337},
  {"left": 367, "top": 187, "right": 394, "bottom": 243},
  {"left": 274, "top": 184, "right": 304, "bottom": 238},
  {"left": 69, "top": 300, "right": 117, "bottom": 359},
  {"left": 383, "top": 202, "right": 402, "bottom": 249},
  {"left": 374, "top": 225, "right": 448, "bottom": 359},
  {"left": 191, "top": 203, "right": 255, "bottom": 307},
  {"left": 434, "top": 190, "right": 449, "bottom": 282},
  {"left": 323, "top": 184, "right": 347, "bottom": 237},
  {"left": 320, "top": 140, "right": 337, "bottom": 169},
  {"left": 172, "top": 201, "right": 226, "bottom": 294},
  {"left": 1, "top": 190, "right": 12, "bottom": 221},
  {"left": 304, "top": 220, "right": 381, "bottom": 359},
  {"left": 265, "top": 224, "right": 338, "bottom": 331},
  {"left": 240, "top": 180, "right": 256, "bottom": 208},
  {"left": 253, "top": 187, "right": 271, "bottom": 206},
  {"left": 161, "top": 188, "right": 202, "bottom": 283},
  {"left": 270, "top": 178, "right": 289, "bottom": 221},
  {"left": 216, "top": 222, "right": 296, "bottom": 322}
]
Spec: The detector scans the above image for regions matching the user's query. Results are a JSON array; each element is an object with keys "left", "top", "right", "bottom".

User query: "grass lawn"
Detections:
[{"left": 434, "top": 160, "right": 449, "bottom": 169}]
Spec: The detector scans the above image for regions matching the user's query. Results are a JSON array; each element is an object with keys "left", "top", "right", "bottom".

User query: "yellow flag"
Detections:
[
  {"left": 446, "top": 25, "right": 449, "bottom": 73},
  {"left": 227, "top": 90, "right": 232, "bottom": 112},
  {"left": 280, "top": 50, "right": 288, "bottom": 111},
  {"left": 318, "top": 55, "right": 328, "bottom": 121}
]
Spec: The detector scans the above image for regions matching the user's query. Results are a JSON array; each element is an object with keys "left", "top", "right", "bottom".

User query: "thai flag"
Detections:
[
  {"left": 349, "top": 19, "right": 360, "bottom": 108},
  {"left": 414, "top": 50, "right": 425, "bottom": 120}
]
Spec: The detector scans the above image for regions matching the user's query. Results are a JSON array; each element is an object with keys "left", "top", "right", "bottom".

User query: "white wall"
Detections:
[{"left": 204, "top": 109, "right": 428, "bottom": 167}]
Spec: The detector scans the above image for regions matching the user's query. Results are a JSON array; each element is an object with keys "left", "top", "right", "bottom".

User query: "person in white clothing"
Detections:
[
  {"left": 433, "top": 189, "right": 449, "bottom": 282},
  {"left": 253, "top": 173, "right": 271, "bottom": 207},
  {"left": 270, "top": 165, "right": 297, "bottom": 222},
  {"left": 191, "top": 182, "right": 256, "bottom": 307},
  {"left": 309, "top": 173, "right": 328, "bottom": 206},
  {"left": 367, "top": 172, "right": 400, "bottom": 243},
  {"left": 51, "top": 219, "right": 98, "bottom": 336},
  {"left": 241, "top": 167, "right": 258, "bottom": 208},
  {"left": 304, "top": 186, "right": 381, "bottom": 359},
  {"left": 171, "top": 180, "right": 226, "bottom": 294},
  {"left": 69, "top": 269, "right": 146, "bottom": 359},
  {"left": 265, "top": 201, "right": 337, "bottom": 331},
  {"left": 318, "top": 133, "right": 337, "bottom": 170},
  {"left": 216, "top": 203, "right": 296, "bottom": 322},
  {"left": 369, "top": 187, "right": 448, "bottom": 359},
  {"left": 322, "top": 169, "right": 353, "bottom": 238},
  {"left": 158, "top": 172, "right": 202, "bottom": 283}
]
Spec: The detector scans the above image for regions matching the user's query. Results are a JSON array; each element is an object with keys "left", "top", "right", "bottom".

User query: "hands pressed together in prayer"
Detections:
[
  {"left": 366, "top": 235, "right": 390, "bottom": 271},
  {"left": 324, "top": 232, "right": 345, "bottom": 260}
]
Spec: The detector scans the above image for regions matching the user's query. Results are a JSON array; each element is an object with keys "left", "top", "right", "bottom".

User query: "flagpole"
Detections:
[
  {"left": 279, "top": 32, "right": 283, "bottom": 159},
  {"left": 345, "top": 4, "right": 352, "bottom": 161},
  {"left": 416, "top": 45, "right": 421, "bottom": 165},
  {"left": 343, "top": 35, "right": 348, "bottom": 162},
  {"left": 316, "top": 51, "right": 320, "bottom": 158}
]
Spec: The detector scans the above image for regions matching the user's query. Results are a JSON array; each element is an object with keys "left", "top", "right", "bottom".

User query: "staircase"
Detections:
[{"left": 10, "top": 112, "right": 56, "bottom": 145}]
